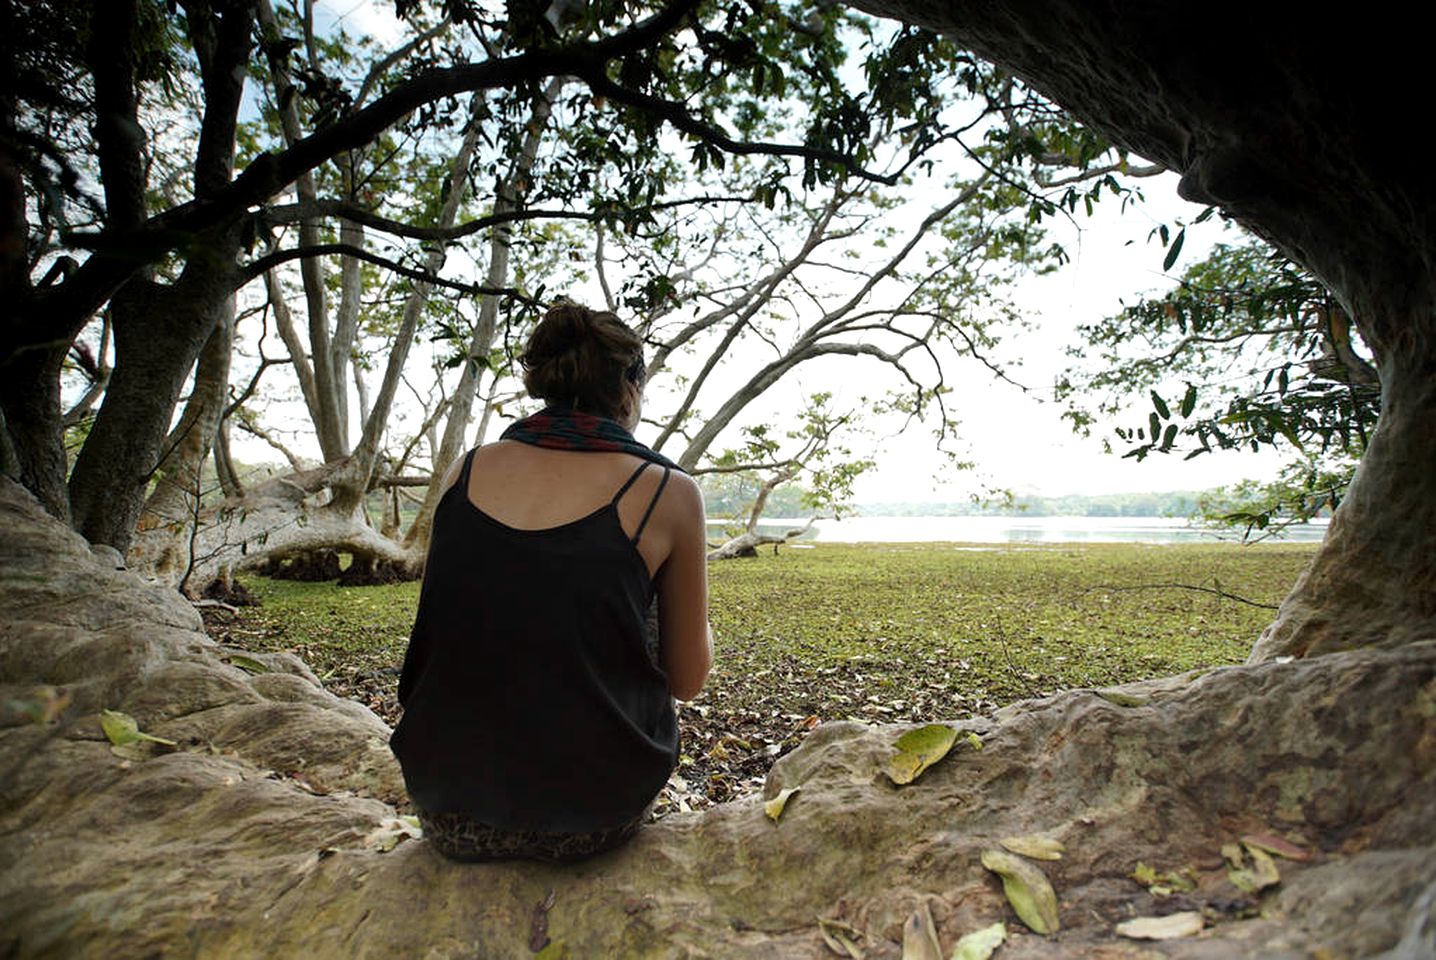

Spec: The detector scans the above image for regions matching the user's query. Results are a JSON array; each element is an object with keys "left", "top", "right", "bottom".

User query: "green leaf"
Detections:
[
  {"left": 224, "top": 654, "right": 271, "bottom": 674},
  {"left": 980, "top": 848, "right": 1061, "bottom": 935},
  {"left": 1096, "top": 689, "right": 1149, "bottom": 708},
  {"left": 887, "top": 724, "right": 960, "bottom": 785},
  {"left": 1130, "top": 861, "right": 1197, "bottom": 896},
  {"left": 99, "top": 709, "right": 177, "bottom": 748},
  {"left": 950, "top": 922, "right": 1006, "bottom": 960},
  {"left": 764, "top": 787, "right": 801, "bottom": 822},
  {"left": 1180, "top": 383, "right": 1198, "bottom": 418},
  {"left": 1163, "top": 227, "right": 1185, "bottom": 271},
  {"left": 999, "top": 834, "right": 1065, "bottom": 861}
]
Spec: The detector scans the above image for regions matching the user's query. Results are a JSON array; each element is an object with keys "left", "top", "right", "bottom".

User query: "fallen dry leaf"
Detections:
[
  {"left": 1115, "top": 911, "right": 1205, "bottom": 941},
  {"left": 1228, "top": 843, "right": 1281, "bottom": 893},
  {"left": 764, "top": 787, "right": 801, "bottom": 822},
  {"left": 817, "top": 917, "right": 864, "bottom": 958},
  {"left": 900, "top": 901, "right": 942, "bottom": 960},
  {"left": 1241, "top": 833, "right": 1311, "bottom": 862},
  {"left": 1095, "top": 689, "right": 1149, "bottom": 707},
  {"left": 999, "top": 834, "right": 1065, "bottom": 861}
]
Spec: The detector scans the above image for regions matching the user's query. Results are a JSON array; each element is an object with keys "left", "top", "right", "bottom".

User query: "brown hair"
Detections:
[{"left": 519, "top": 301, "right": 645, "bottom": 422}]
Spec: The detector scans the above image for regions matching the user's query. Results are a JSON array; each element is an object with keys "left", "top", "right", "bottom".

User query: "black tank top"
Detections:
[{"left": 390, "top": 450, "right": 678, "bottom": 831}]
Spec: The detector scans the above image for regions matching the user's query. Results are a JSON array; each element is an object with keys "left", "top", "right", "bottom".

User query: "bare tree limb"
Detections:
[{"left": 240, "top": 243, "right": 537, "bottom": 303}]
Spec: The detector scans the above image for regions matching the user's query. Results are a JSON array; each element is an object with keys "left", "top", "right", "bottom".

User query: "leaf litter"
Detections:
[{"left": 817, "top": 917, "right": 865, "bottom": 958}]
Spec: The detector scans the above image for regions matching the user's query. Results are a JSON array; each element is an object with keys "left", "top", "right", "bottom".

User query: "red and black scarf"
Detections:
[{"left": 500, "top": 406, "right": 684, "bottom": 472}]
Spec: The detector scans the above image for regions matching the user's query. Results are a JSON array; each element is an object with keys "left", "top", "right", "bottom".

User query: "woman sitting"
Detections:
[{"left": 390, "top": 301, "right": 712, "bottom": 863}]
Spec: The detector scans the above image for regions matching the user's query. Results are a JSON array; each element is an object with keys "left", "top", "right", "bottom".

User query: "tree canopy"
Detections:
[
  {"left": 3, "top": 0, "right": 1180, "bottom": 584},
  {"left": 1058, "top": 232, "right": 1378, "bottom": 537}
]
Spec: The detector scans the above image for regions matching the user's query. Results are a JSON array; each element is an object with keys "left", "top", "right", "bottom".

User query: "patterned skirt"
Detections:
[{"left": 418, "top": 809, "right": 644, "bottom": 863}]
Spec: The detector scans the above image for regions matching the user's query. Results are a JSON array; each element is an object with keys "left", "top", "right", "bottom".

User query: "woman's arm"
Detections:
[{"left": 655, "top": 473, "right": 712, "bottom": 700}]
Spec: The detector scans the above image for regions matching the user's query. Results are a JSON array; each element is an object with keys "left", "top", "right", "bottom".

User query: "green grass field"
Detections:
[
  {"left": 218, "top": 540, "right": 1314, "bottom": 708},
  {"left": 206, "top": 540, "right": 1316, "bottom": 810}
]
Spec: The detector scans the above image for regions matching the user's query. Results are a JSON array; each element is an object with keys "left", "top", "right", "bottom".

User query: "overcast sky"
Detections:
[{"left": 841, "top": 181, "right": 1290, "bottom": 502}]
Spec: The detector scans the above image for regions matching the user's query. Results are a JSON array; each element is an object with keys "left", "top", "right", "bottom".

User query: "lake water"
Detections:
[{"left": 708, "top": 515, "right": 1330, "bottom": 545}]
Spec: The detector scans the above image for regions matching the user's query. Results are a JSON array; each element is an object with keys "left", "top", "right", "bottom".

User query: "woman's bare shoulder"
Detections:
[{"left": 659, "top": 469, "right": 704, "bottom": 517}]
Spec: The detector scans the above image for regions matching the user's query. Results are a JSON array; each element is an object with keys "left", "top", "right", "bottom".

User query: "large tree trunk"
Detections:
[
  {"left": 0, "top": 342, "right": 70, "bottom": 523},
  {"left": 128, "top": 462, "right": 413, "bottom": 595},
  {"left": 139, "top": 296, "right": 236, "bottom": 536},
  {"left": 66, "top": 260, "right": 238, "bottom": 553},
  {"left": 1250, "top": 337, "right": 1436, "bottom": 660},
  {"left": 850, "top": 0, "right": 1436, "bottom": 658},
  {"left": 62, "top": 0, "right": 250, "bottom": 554}
]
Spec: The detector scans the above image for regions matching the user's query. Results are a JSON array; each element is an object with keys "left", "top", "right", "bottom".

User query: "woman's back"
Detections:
[
  {"left": 460, "top": 442, "right": 679, "bottom": 578},
  {"left": 390, "top": 301, "right": 710, "bottom": 860},
  {"left": 391, "top": 443, "right": 684, "bottom": 832}
]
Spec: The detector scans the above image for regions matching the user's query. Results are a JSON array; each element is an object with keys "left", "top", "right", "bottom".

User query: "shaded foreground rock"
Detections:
[{"left": 1, "top": 476, "right": 1433, "bottom": 958}]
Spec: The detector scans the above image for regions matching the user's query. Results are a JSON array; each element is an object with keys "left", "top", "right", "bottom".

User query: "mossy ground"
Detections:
[{"left": 203, "top": 540, "right": 1316, "bottom": 814}]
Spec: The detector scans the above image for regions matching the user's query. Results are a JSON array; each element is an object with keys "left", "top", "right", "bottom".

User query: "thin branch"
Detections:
[
  {"left": 688, "top": 457, "right": 800, "bottom": 477},
  {"left": 1084, "top": 582, "right": 1280, "bottom": 610},
  {"left": 1034, "top": 158, "right": 1164, "bottom": 188},
  {"left": 259, "top": 194, "right": 750, "bottom": 242},
  {"left": 355, "top": 16, "right": 453, "bottom": 107},
  {"left": 233, "top": 414, "right": 307, "bottom": 472},
  {"left": 239, "top": 243, "right": 538, "bottom": 304},
  {"left": 573, "top": 66, "right": 900, "bottom": 186}
]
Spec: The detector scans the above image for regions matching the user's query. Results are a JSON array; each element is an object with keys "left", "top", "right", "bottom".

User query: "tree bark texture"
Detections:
[
  {"left": 849, "top": 0, "right": 1436, "bottom": 657},
  {"left": 4, "top": 477, "right": 1434, "bottom": 957},
  {"left": 0, "top": 343, "right": 70, "bottom": 523},
  {"left": 67, "top": 268, "right": 235, "bottom": 552},
  {"left": 128, "top": 462, "right": 414, "bottom": 594},
  {"left": 139, "top": 297, "right": 236, "bottom": 539}
]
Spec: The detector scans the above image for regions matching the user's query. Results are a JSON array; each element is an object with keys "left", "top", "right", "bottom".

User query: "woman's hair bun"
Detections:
[{"left": 520, "top": 301, "right": 645, "bottom": 421}]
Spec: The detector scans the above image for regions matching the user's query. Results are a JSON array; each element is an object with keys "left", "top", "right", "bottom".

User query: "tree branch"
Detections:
[
  {"left": 239, "top": 243, "right": 538, "bottom": 304},
  {"left": 259, "top": 194, "right": 749, "bottom": 242}
]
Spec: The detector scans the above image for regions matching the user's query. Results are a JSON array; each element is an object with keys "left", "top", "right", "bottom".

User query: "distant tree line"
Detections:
[{"left": 846, "top": 491, "right": 1210, "bottom": 518}]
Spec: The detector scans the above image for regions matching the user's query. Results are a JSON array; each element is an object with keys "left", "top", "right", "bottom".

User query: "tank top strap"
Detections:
[
  {"left": 631, "top": 467, "right": 671, "bottom": 546},
  {"left": 610, "top": 460, "right": 652, "bottom": 505},
  {"left": 456, "top": 447, "right": 478, "bottom": 491}
]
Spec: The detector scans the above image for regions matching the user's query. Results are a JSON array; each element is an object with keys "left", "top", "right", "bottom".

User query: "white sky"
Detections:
[
  {"left": 839, "top": 181, "right": 1292, "bottom": 502},
  {"left": 233, "top": 2, "right": 1297, "bottom": 505}
]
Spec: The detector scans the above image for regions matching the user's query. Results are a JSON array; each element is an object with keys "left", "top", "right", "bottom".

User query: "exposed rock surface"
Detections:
[{"left": 2, "top": 477, "right": 1434, "bottom": 956}]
